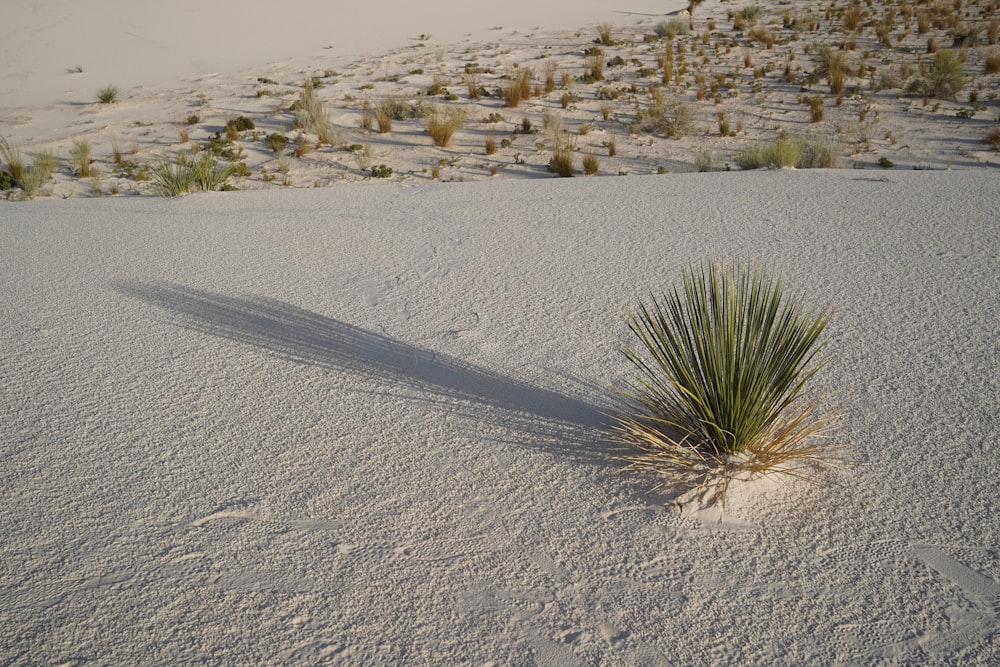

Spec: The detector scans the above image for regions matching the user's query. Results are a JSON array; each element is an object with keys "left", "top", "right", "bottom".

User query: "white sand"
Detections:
[
  {"left": 3, "top": 1, "right": 1000, "bottom": 664},
  {"left": 1, "top": 0, "right": 673, "bottom": 108},
  {"left": 3, "top": 170, "right": 999, "bottom": 663}
]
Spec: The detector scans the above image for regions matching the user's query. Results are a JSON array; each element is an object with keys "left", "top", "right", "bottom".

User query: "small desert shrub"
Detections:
[
  {"left": 632, "top": 96, "right": 695, "bottom": 138},
  {"left": 226, "top": 117, "right": 255, "bottom": 133},
  {"left": 843, "top": 6, "right": 864, "bottom": 31},
  {"left": 294, "top": 79, "right": 334, "bottom": 144},
  {"left": 428, "top": 75, "right": 450, "bottom": 96},
  {"left": 1, "top": 139, "right": 56, "bottom": 197},
  {"left": 735, "top": 134, "right": 802, "bottom": 169},
  {"left": 603, "top": 138, "right": 617, "bottom": 156},
  {"left": 186, "top": 114, "right": 200, "bottom": 126},
  {"left": 587, "top": 49, "right": 605, "bottom": 81},
  {"left": 503, "top": 68, "right": 533, "bottom": 108},
  {"left": 739, "top": 4, "right": 765, "bottom": 21},
  {"left": 693, "top": 149, "right": 718, "bottom": 172},
  {"left": 911, "top": 50, "right": 967, "bottom": 98},
  {"left": 548, "top": 145, "right": 574, "bottom": 176},
  {"left": 809, "top": 96, "right": 825, "bottom": 122},
  {"left": 190, "top": 153, "right": 236, "bottom": 190},
  {"left": 294, "top": 134, "right": 312, "bottom": 157},
  {"left": 544, "top": 61, "right": 558, "bottom": 93},
  {"left": 485, "top": 134, "right": 497, "bottom": 155},
  {"left": 370, "top": 164, "right": 393, "bottom": 178},
  {"left": 151, "top": 153, "right": 235, "bottom": 196},
  {"left": 374, "top": 105, "right": 393, "bottom": 133},
  {"left": 985, "top": 125, "right": 1000, "bottom": 151},
  {"left": 265, "top": 133, "right": 289, "bottom": 153},
  {"left": 463, "top": 73, "right": 481, "bottom": 99},
  {"left": 612, "top": 261, "right": 837, "bottom": 503},
  {"left": 596, "top": 21, "right": 615, "bottom": 45},
  {"left": 877, "top": 156, "right": 895, "bottom": 169},
  {"left": 654, "top": 19, "right": 690, "bottom": 39},
  {"left": 69, "top": 138, "right": 93, "bottom": 177},
  {"left": 95, "top": 84, "right": 120, "bottom": 104},
  {"left": 425, "top": 105, "right": 465, "bottom": 147},
  {"left": 984, "top": 50, "right": 1000, "bottom": 74},
  {"left": 799, "top": 136, "right": 840, "bottom": 168},
  {"left": 582, "top": 153, "right": 599, "bottom": 175}
]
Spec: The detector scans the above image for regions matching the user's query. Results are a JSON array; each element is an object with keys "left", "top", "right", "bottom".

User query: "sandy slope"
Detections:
[{"left": 2, "top": 170, "right": 998, "bottom": 664}]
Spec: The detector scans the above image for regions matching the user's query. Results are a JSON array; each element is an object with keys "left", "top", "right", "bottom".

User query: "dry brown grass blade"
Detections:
[{"left": 610, "top": 403, "right": 846, "bottom": 507}]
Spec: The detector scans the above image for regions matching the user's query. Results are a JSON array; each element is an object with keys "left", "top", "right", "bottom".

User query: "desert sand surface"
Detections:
[
  {"left": 3, "top": 1, "right": 1000, "bottom": 665},
  {"left": 2, "top": 0, "right": 999, "bottom": 199}
]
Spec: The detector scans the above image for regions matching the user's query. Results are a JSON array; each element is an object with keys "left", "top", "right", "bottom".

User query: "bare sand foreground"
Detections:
[
  {"left": 3, "top": 1, "right": 1000, "bottom": 665},
  {"left": 2, "top": 170, "right": 999, "bottom": 664}
]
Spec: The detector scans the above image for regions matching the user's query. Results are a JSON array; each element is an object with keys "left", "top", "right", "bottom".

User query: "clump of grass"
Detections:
[
  {"left": 587, "top": 48, "right": 605, "bottom": 81},
  {"left": 984, "top": 50, "right": 1000, "bottom": 74},
  {"left": 611, "top": 261, "right": 838, "bottom": 504},
  {"left": 693, "top": 149, "right": 718, "bottom": 172},
  {"left": 596, "top": 22, "right": 615, "bottom": 46},
  {"left": 632, "top": 90, "right": 695, "bottom": 138},
  {"left": 293, "top": 79, "right": 334, "bottom": 144},
  {"left": 95, "top": 84, "right": 120, "bottom": 104},
  {"left": 294, "top": 134, "right": 312, "bottom": 158},
  {"left": 809, "top": 96, "right": 825, "bottom": 122},
  {"left": 735, "top": 134, "right": 800, "bottom": 169},
  {"left": 425, "top": 105, "right": 465, "bottom": 147},
  {"left": 1, "top": 138, "right": 57, "bottom": 198},
  {"left": 548, "top": 145, "right": 574, "bottom": 176},
  {"left": 815, "top": 45, "right": 849, "bottom": 95},
  {"left": 69, "top": 138, "right": 93, "bottom": 177},
  {"left": 484, "top": 133, "right": 497, "bottom": 155},
  {"left": 582, "top": 153, "right": 599, "bottom": 175},
  {"left": 150, "top": 153, "right": 235, "bottom": 196},
  {"left": 985, "top": 124, "right": 1000, "bottom": 151},
  {"left": 603, "top": 137, "right": 617, "bottom": 156},
  {"left": 843, "top": 6, "right": 864, "bottom": 32},
  {"left": 374, "top": 102, "right": 393, "bottom": 133},
  {"left": 503, "top": 68, "right": 533, "bottom": 108},
  {"left": 265, "top": 133, "right": 289, "bottom": 153},
  {"left": 654, "top": 19, "right": 690, "bottom": 39},
  {"left": 907, "top": 50, "right": 966, "bottom": 98},
  {"left": 799, "top": 136, "right": 840, "bottom": 168}
]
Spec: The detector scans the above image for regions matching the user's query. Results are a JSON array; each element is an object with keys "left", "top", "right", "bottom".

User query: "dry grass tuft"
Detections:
[{"left": 425, "top": 105, "right": 465, "bottom": 147}]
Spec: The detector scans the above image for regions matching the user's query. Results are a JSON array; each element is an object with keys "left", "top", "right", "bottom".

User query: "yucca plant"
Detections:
[{"left": 612, "top": 261, "right": 839, "bottom": 502}]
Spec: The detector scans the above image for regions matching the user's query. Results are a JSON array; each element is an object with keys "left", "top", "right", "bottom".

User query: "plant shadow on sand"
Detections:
[{"left": 117, "top": 281, "right": 618, "bottom": 464}]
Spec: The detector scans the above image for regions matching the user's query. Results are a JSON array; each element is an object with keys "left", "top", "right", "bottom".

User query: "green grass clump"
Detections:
[
  {"left": 612, "top": 261, "right": 838, "bottom": 501},
  {"left": 1, "top": 138, "right": 57, "bottom": 198},
  {"left": 907, "top": 50, "right": 966, "bottom": 98},
  {"left": 735, "top": 134, "right": 838, "bottom": 169},
  {"left": 225, "top": 117, "right": 255, "bottom": 132},
  {"left": 653, "top": 19, "right": 690, "bottom": 39},
  {"left": 69, "top": 139, "right": 93, "bottom": 177},
  {"left": 293, "top": 79, "right": 334, "bottom": 144},
  {"left": 150, "top": 153, "right": 235, "bottom": 196},
  {"left": 95, "top": 84, "right": 120, "bottom": 104}
]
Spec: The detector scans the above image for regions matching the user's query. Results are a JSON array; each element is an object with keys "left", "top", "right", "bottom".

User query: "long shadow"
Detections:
[{"left": 117, "top": 281, "right": 617, "bottom": 463}]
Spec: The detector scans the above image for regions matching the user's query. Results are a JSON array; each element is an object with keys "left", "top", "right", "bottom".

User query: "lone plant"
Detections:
[
  {"left": 612, "top": 261, "right": 838, "bottom": 503},
  {"left": 95, "top": 84, "right": 120, "bottom": 104}
]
